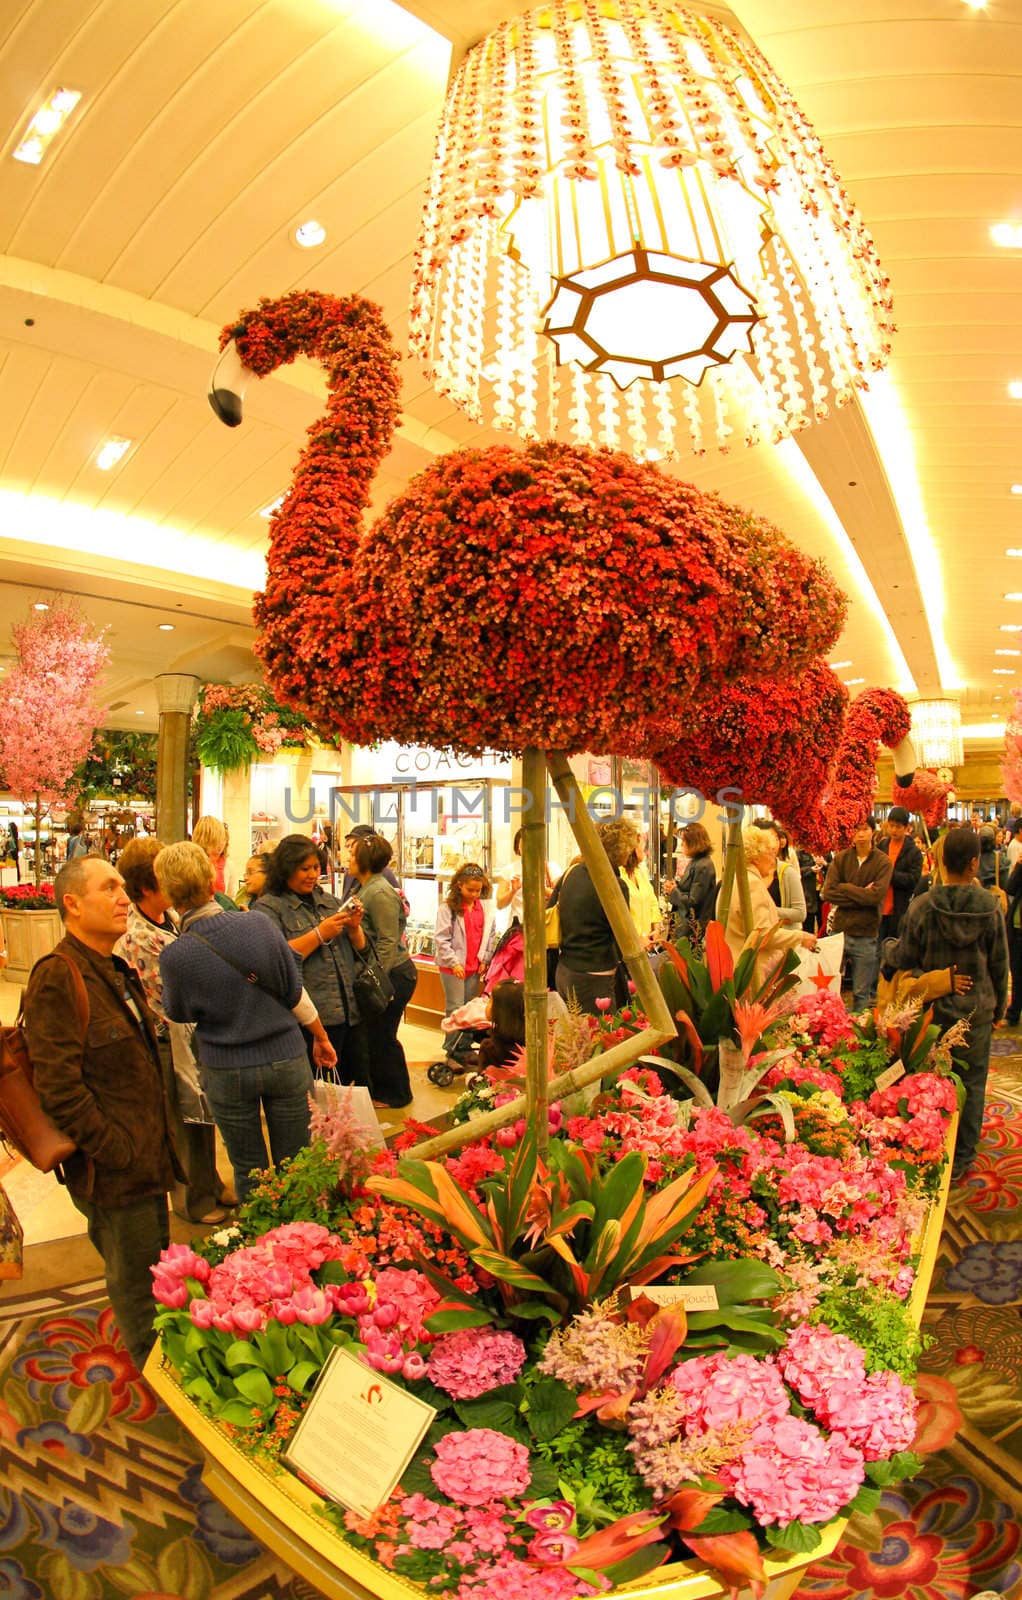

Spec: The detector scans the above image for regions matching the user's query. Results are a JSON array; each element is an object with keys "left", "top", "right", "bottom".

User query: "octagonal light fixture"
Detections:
[{"left": 542, "top": 246, "right": 759, "bottom": 390}]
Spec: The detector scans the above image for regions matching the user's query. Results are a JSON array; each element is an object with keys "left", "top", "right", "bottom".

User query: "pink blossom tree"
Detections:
[
  {"left": 1002, "top": 688, "right": 1022, "bottom": 804},
  {"left": 0, "top": 602, "right": 108, "bottom": 884}
]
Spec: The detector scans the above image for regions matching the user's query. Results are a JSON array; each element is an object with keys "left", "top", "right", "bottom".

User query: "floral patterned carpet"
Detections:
[
  {"left": 801, "top": 1057, "right": 1022, "bottom": 1600},
  {"left": 0, "top": 1066, "right": 1019, "bottom": 1600}
]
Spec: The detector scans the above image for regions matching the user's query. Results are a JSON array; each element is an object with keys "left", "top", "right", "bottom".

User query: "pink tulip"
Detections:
[
  {"left": 529, "top": 1531, "right": 580, "bottom": 1564},
  {"left": 151, "top": 1274, "right": 189, "bottom": 1310},
  {"left": 524, "top": 1502, "right": 575, "bottom": 1533},
  {"left": 292, "top": 1287, "right": 331, "bottom": 1326},
  {"left": 189, "top": 1298, "right": 217, "bottom": 1329},
  {"left": 372, "top": 1301, "right": 399, "bottom": 1329},
  {"left": 230, "top": 1303, "right": 264, "bottom": 1334},
  {"left": 496, "top": 1126, "right": 519, "bottom": 1148},
  {"left": 402, "top": 1352, "right": 428, "bottom": 1381},
  {"left": 595, "top": 997, "right": 613, "bottom": 1012}
]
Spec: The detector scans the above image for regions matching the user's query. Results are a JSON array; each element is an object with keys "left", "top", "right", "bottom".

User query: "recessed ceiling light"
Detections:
[
  {"left": 1009, "top": 549, "right": 1022, "bottom": 558},
  {"left": 95, "top": 436, "right": 132, "bottom": 471},
  {"left": 992, "top": 222, "right": 1022, "bottom": 248},
  {"left": 1010, "top": 382, "right": 1022, "bottom": 401},
  {"left": 1012, "top": 484, "right": 1022, "bottom": 495},
  {"left": 294, "top": 219, "right": 326, "bottom": 249},
  {"left": 1001, "top": 623, "right": 1022, "bottom": 631},
  {"left": 994, "top": 695, "right": 1003, "bottom": 700},
  {"left": 259, "top": 495, "right": 285, "bottom": 519},
  {"left": 993, "top": 668, "right": 1016, "bottom": 674},
  {"left": 158, "top": 623, "right": 175, "bottom": 631},
  {"left": 12, "top": 87, "right": 82, "bottom": 165},
  {"left": 995, "top": 648, "right": 1021, "bottom": 655},
  {"left": 33, "top": 601, "right": 49, "bottom": 611},
  {"left": 829, "top": 660, "right": 852, "bottom": 670},
  {"left": 135, "top": 709, "right": 145, "bottom": 715},
  {"left": 843, "top": 677, "right": 865, "bottom": 686},
  {"left": 1004, "top": 593, "right": 1022, "bottom": 601}
]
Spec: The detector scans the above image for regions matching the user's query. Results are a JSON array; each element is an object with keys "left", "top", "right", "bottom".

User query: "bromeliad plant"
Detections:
[
  {"left": 366, "top": 1124, "right": 716, "bottom": 1326},
  {"left": 651, "top": 923, "right": 804, "bottom": 1136}
]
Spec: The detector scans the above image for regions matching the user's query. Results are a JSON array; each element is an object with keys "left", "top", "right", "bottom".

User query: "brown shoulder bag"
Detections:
[{"left": 0, "top": 950, "right": 85, "bottom": 1174}]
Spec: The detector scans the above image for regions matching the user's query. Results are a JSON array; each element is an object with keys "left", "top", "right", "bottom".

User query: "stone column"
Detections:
[{"left": 155, "top": 674, "right": 200, "bottom": 843}]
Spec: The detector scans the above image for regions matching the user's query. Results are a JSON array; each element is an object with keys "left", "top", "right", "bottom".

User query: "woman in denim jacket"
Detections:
[{"left": 254, "top": 833, "right": 369, "bottom": 1086}]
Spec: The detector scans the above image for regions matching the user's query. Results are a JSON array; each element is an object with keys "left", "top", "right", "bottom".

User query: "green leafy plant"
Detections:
[
  {"left": 812, "top": 1283, "right": 926, "bottom": 1381},
  {"left": 366, "top": 1123, "right": 715, "bottom": 1321},
  {"left": 235, "top": 1141, "right": 353, "bottom": 1240}
]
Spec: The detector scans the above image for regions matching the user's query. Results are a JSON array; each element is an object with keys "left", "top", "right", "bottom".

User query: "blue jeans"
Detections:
[
  {"left": 440, "top": 970, "right": 480, "bottom": 1016},
  {"left": 202, "top": 1054, "right": 313, "bottom": 1205},
  {"left": 950, "top": 1015, "right": 993, "bottom": 1172},
  {"left": 844, "top": 935, "right": 879, "bottom": 1011}
]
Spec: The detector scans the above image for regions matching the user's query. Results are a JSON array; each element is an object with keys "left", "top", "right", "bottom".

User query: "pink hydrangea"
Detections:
[
  {"left": 431, "top": 1429, "right": 532, "bottom": 1507},
  {"left": 868, "top": 1072, "right": 956, "bottom": 1119},
  {"left": 427, "top": 1327, "right": 527, "bottom": 1399},
  {"left": 792, "top": 991, "right": 857, "bottom": 1050},
  {"left": 777, "top": 1323, "right": 867, "bottom": 1407},
  {"left": 724, "top": 1415, "right": 865, "bottom": 1525},
  {"left": 817, "top": 1371, "right": 918, "bottom": 1460},
  {"left": 670, "top": 1352, "right": 790, "bottom": 1433},
  {"left": 458, "top": 1555, "right": 605, "bottom": 1600}
]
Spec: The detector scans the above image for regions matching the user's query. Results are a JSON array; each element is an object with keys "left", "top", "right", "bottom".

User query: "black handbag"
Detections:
[{"left": 352, "top": 934, "right": 395, "bottom": 1019}]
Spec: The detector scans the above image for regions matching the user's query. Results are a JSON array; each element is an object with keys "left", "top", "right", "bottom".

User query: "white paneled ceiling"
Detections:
[{"left": 0, "top": 0, "right": 1019, "bottom": 744}]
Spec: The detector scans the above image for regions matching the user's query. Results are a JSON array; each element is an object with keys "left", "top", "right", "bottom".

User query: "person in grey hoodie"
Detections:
[{"left": 885, "top": 825, "right": 1008, "bottom": 1182}]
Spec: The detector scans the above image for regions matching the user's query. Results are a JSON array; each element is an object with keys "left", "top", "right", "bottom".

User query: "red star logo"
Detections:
[{"left": 808, "top": 962, "right": 839, "bottom": 991}]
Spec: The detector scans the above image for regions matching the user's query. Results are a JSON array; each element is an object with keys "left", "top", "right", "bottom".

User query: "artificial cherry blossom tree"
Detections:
[
  {"left": 1002, "top": 688, "right": 1022, "bottom": 805},
  {"left": 0, "top": 602, "right": 108, "bottom": 884}
]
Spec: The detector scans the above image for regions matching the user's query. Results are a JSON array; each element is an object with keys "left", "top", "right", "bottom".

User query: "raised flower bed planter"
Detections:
[
  {"left": 0, "top": 885, "right": 61, "bottom": 982},
  {"left": 146, "top": 990, "right": 957, "bottom": 1600}
]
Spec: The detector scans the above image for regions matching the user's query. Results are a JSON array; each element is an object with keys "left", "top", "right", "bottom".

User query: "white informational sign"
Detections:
[
  {"left": 629, "top": 1283, "right": 720, "bottom": 1311},
  {"left": 284, "top": 1347, "right": 437, "bottom": 1516},
  {"left": 874, "top": 1059, "right": 906, "bottom": 1093}
]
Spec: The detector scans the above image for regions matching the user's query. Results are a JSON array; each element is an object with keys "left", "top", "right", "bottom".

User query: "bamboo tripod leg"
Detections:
[{"left": 521, "top": 748, "right": 549, "bottom": 1155}]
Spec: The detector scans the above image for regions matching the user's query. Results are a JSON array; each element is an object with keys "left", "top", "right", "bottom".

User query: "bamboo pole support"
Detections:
[
  {"left": 521, "top": 747, "right": 549, "bottom": 1156},
  {"left": 717, "top": 815, "right": 752, "bottom": 935},
  {"left": 545, "top": 751, "right": 676, "bottom": 1043}
]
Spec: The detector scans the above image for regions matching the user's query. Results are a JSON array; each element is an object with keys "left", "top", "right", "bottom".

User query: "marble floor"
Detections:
[{"left": 0, "top": 975, "right": 460, "bottom": 1254}]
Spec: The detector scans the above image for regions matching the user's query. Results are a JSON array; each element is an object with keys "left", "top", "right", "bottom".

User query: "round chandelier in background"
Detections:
[
  {"left": 910, "top": 699, "right": 963, "bottom": 770},
  {"left": 410, "top": 0, "right": 894, "bottom": 459}
]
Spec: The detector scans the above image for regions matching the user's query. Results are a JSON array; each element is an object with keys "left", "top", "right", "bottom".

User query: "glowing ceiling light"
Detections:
[
  {"left": 1010, "top": 381, "right": 1022, "bottom": 400},
  {"left": 993, "top": 668, "right": 1016, "bottom": 674},
  {"left": 1012, "top": 484, "right": 1022, "bottom": 495},
  {"left": 95, "top": 436, "right": 133, "bottom": 471},
  {"left": 411, "top": 0, "right": 893, "bottom": 459},
  {"left": 33, "top": 602, "right": 49, "bottom": 612},
  {"left": 858, "top": 372, "right": 957, "bottom": 688},
  {"left": 12, "top": 87, "right": 81, "bottom": 165},
  {"left": 843, "top": 677, "right": 865, "bottom": 686},
  {"left": 158, "top": 623, "right": 175, "bottom": 631},
  {"left": 1008, "top": 549, "right": 1022, "bottom": 558},
  {"left": 293, "top": 219, "right": 326, "bottom": 249},
  {"left": 995, "top": 648, "right": 1021, "bottom": 655},
  {"left": 992, "top": 222, "right": 1022, "bottom": 248},
  {"left": 911, "top": 699, "right": 963, "bottom": 767},
  {"left": 829, "top": 660, "right": 853, "bottom": 670},
  {"left": 259, "top": 495, "right": 285, "bottom": 519},
  {"left": 1005, "top": 593, "right": 1022, "bottom": 601}
]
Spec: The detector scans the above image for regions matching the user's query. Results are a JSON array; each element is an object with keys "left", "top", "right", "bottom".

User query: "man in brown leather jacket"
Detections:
[{"left": 23, "top": 855, "right": 182, "bottom": 1371}]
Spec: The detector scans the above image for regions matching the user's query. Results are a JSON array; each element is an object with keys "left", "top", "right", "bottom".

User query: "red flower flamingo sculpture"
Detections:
[{"left": 209, "top": 290, "right": 847, "bottom": 758}]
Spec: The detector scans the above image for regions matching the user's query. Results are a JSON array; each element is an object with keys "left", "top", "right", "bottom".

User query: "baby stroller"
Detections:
[{"left": 426, "top": 922, "right": 524, "bottom": 1087}]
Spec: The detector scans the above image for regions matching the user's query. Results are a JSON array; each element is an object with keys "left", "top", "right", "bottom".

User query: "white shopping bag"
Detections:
[
  {"left": 793, "top": 931, "right": 845, "bottom": 999},
  {"left": 312, "top": 1077, "right": 386, "bottom": 1149}
]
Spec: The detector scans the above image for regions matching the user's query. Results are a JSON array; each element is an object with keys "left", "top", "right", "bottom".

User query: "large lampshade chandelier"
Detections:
[
  {"left": 410, "top": 0, "right": 894, "bottom": 458},
  {"left": 910, "top": 699, "right": 963, "bottom": 770}
]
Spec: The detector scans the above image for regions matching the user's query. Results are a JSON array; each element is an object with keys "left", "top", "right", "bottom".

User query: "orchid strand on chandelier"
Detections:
[{"left": 410, "top": 0, "right": 894, "bottom": 458}]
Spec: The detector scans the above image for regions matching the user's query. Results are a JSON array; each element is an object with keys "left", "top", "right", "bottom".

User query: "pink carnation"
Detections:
[
  {"left": 427, "top": 1327, "right": 527, "bottom": 1399},
  {"left": 818, "top": 1371, "right": 918, "bottom": 1460},
  {"left": 777, "top": 1322, "right": 867, "bottom": 1407},
  {"left": 670, "top": 1352, "right": 790, "bottom": 1432},
  {"left": 431, "top": 1429, "right": 532, "bottom": 1507},
  {"left": 724, "top": 1415, "right": 865, "bottom": 1525}
]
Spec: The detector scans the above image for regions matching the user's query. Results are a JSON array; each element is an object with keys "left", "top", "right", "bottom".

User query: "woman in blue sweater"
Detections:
[{"left": 156, "top": 842, "right": 336, "bottom": 1203}]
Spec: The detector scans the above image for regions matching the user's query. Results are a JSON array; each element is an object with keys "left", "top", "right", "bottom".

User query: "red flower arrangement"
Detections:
[
  {"left": 891, "top": 767, "right": 953, "bottom": 832},
  {"left": 804, "top": 688, "right": 912, "bottom": 850},
  {"left": 222, "top": 291, "right": 848, "bottom": 757},
  {"left": 649, "top": 663, "right": 848, "bottom": 840}
]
